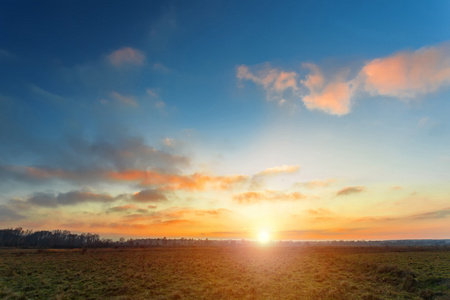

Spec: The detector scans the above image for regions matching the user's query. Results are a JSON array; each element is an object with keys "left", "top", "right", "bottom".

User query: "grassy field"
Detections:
[{"left": 0, "top": 246, "right": 449, "bottom": 299}]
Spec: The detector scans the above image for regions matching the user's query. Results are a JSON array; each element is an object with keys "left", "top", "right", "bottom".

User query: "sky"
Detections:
[{"left": 1, "top": 0, "right": 450, "bottom": 240}]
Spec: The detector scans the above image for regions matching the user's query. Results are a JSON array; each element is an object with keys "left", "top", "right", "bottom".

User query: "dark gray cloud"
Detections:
[
  {"left": 0, "top": 165, "right": 40, "bottom": 184},
  {"left": 133, "top": 189, "right": 168, "bottom": 203},
  {"left": 28, "top": 192, "right": 58, "bottom": 207},
  {"left": 27, "top": 190, "right": 116, "bottom": 207},
  {"left": 57, "top": 191, "right": 115, "bottom": 205},
  {"left": 0, "top": 135, "right": 190, "bottom": 187},
  {"left": 78, "top": 136, "right": 189, "bottom": 171}
]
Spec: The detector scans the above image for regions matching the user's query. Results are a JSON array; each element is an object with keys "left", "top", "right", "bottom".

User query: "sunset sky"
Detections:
[{"left": 1, "top": 0, "right": 450, "bottom": 240}]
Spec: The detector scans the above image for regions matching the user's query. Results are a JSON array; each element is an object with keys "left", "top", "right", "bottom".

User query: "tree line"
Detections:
[
  {"left": 2, "top": 227, "right": 449, "bottom": 249},
  {"left": 0, "top": 227, "right": 113, "bottom": 248}
]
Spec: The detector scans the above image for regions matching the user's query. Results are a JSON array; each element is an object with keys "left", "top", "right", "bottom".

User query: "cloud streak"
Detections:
[
  {"left": 109, "top": 170, "right": 248, "bottom": 191},
  {"left": 296, "top": 179, "right": 336, "bottom": 189},
  {"left": 233, "top": 190, "right": 306, "bottom": 204},
  {"left": 336, "top": 186, "right": 365, "bottom": 197},
  {"left": 256, "top": 165, "right": 300, "bottom": 176},
  {"left": 409, "top": 207, "right": 450, "bottom": 220},
  {"left": 110, "top": 91, "right": 138, "bottom": 107},
  {"left": 27, "top": 190, "right": 116, "bottom": 207}
]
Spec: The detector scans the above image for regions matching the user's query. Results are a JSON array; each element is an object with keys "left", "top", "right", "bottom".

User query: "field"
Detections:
[{"left": 1, "top": 246, "right": 449, "bottom": 299}]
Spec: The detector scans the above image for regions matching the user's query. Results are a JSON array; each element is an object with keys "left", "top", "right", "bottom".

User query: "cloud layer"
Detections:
[{"left": 238, "top": 42, "right": 450, "bottom": 115}]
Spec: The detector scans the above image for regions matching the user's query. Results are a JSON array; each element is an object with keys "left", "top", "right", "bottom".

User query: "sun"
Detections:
[{"left": 258, "top": 230, "right": 270, "bottom": 244}]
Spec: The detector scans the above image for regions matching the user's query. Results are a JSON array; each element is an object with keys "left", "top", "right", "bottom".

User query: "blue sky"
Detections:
[{"left": 1, "top": 0, "right": 450, "bottom": 239}]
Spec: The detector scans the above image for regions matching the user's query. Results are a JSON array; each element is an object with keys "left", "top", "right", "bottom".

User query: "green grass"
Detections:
[{"left": 0, "top": 247, "right": 449, "bottom": 299}]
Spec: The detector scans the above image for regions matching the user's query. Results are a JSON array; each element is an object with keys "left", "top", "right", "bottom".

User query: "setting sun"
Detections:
[{"left": 258, "top": 231, "right": 270, "bottom": 244}]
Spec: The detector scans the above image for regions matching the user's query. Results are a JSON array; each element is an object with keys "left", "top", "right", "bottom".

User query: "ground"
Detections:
[{"left": 1, "top": 246, "right": 449, "bottom": 299}]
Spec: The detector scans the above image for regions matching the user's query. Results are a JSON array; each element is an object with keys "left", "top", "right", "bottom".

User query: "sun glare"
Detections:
[{"left": 258, "top": 230, "right": 270, "bottom": 244}]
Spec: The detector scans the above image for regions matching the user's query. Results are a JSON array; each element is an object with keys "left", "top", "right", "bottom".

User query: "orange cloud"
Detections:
[
  {"left": 297, "top": 178, "right": 336, "bottom": 189},
  {"left": 108, "top": 47, "right": 145, "bottom": 67},
  {"left": 360, "top": 43, "right": 450, "bottom": 98},
  {"left": 162, "top": 208, "right": 231, "bottom": 218},
  {"left": 233, "top": 190, "right": 306, "bottom": 204},
  {"left": 239, "top": 43, "right": 450, "bottom": 116},
  {"left": 274, "top": 71, "right": 299, "bottom": 92},
  {"left": 301, "top": 63, "right": 353, "bottom": 115},
  {"left": 237, "top": 62, "right": 354, "bottom": 114},
  {"left": 108, "top": 170, "right": 248, "bottom": 191},
  {"left": 257, "top": 164, "right": 300, "bottom": 176}
]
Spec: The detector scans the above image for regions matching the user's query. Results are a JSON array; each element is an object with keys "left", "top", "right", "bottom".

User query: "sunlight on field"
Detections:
[{"left": 1, "top": 247, "right": 449, "bottom": 299}]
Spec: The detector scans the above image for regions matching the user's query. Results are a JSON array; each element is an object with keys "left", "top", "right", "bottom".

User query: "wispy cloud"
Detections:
[
  {"left": 277, "top": 227, "right": 366, "bottom": 239},
  {"left": 163, "top": 137, "right": 175, "bottom": 147},
  {"left": 409, "top": 207, "right": 450, "bottom": 220},
  {"left": 233, "top": 190, "right": 306, "bottom": 204},
  {"left": 256, "top": 165, "right": 300, "bottom": 176},
  {"left": 307, "top": 208, "right": 332, "bottom": 215},
  {"left": 296, "top": 178, "right": 336, "bottom": 189},
  {"left": 0, "top": 49, "right": 17, "bottom": 60},
  {"left": 108, "top": 204, "right": 138, "bottom": 213},
  {"left": 30, "top": 84, "right": 66, "bottom": 104},
  {"left": 336, "top": 186, "right": 365, "bottom": 196},
  {"left": 390, "top": 186, "right": 403, "bottom": 191},
  {"left": 110, "top": 91, "right": 138, "bottom": 107},
  {"left": 108, "top": 47, "right": 145, "bottom": 67},
  {"left": 146, "top": 88, "right": 166, "bottom": 108},
  {"left": 250, "top": 165, "right": 300, "bottom": 188},
  {"left": 153, "top": 62, "right": 171, "bottom": 73},
  {"left": 237, "top": 64, "right": 299, "bottom": 105}
]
